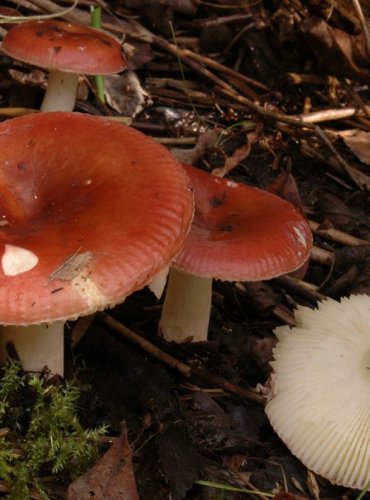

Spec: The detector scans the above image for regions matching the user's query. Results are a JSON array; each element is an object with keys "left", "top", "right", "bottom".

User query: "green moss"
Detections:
[{"left": 0, "top": 361, "right": 106, "bottom": 498}]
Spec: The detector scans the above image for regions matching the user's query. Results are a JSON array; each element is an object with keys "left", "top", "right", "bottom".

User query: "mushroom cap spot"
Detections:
[
  {"left": 266, "top": 295, "right": 370, "bottom": 490},
  {"left": 0, "top": 112, "right": 193, "bottom": 324},
  {"left": 174, "top": 164, "right": 312, "bottom": 281},
  {"left": 2, "top": 244, "right": 38, "bottom": 276},
  {"left": 1, "top": 20, "right": 126, "bottom": 75}
]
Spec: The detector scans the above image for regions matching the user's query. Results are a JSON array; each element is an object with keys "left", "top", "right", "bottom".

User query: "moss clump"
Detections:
[{"left": 0, "top": 361, "right": 106, "bottom": 499}]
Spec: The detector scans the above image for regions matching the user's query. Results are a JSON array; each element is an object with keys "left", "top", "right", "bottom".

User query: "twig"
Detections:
[
  {"left": 0, "top": 108, "right": 38, "bottom": 117},
  {"left": 190, "top": 13, "right": 253, "bottom": 28},
  {"left": 300, "top": 142, "right": 362, "bottom": 190},
  {"left": 179, "top": 44, "right": 270, "bottom": 94},
  {"left": 310, "top": 245, "right": 334, "bottom": 266},
  {"left": 20, "top": 0, "right": 87, "bottom": 23},
  {"left": 309, "top": 220, "right": 369, "bottom": 246},
  {"left": 154, "top": 137, "right": 197, "bottom": 145},
  {"left": 70, "top": 314, "right": 95, "bottom": 348},
  {"left": 99, "top": 313, "right": 191, "bottom": 377},
  {"left": 314, "top": 125, "right": 364, "bottom": 190},
  {"left": 98, "top": 313, "right": 266, "bottom": 405},
  {"left": 274, "top": 275, "right": 326, "bottom": 302},
  {"left": 352, "top": 0, "right": 370, "bottom": 60},
  {"left": 153, "top": 36, "right": 252, "bottom": 100},
  {"left": 1, "top": 0, "right": 78, "bottom": 21},
  {"left": 286, "top": 73, "right": 340, "bottom": 86},
  {"left": 291, "top": 107, "right": 358, "bottom": 123}
]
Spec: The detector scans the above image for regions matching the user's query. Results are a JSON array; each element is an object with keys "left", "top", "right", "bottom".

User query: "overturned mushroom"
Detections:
[
  {"left": 266, "top": 295, "right": 370, "bottom": 491},
  {"left": 0, "top": 112, "right": 193, "bottom": 375},
  {"left": 159, "top": 164, "right": 312, "bottom": 343}
]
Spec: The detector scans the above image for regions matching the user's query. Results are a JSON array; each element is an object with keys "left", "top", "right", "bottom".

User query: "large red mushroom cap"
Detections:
[
  {"left": 175, "top": 164, "right": 312, "bottom": 281},
  {"left": 0, "top": 112, "right": 193, "bottom": 324},
  {"left": 1, "top": 20, "right": 126, "bottom": 75}
]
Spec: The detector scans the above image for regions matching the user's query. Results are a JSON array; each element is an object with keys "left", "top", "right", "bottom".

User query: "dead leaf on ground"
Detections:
[
  {"left": 171, "top": 129, "right": 221, "bottom": 165},
  {"left": 105, "top": 71, "right": 152, "bottom": 117},
  {"left": 157, "top": 422, "right": 204, "bottom": 500},
  {"left": 245, "top": 282, "right": 281, "bottom": 316},
  {"left": 350, "top": 260, "right": 370, "bottom": 295},
  {"left": 212, "top": 126, "right": 261, "bottom": 177},
  {"left": 188, "top": 391, "right": 263, "bottom": 450},
  {"left": 322, "top": 264, "right": 358, "bottom": 296},
  {"left": 267, "top": 170, "right": 305, "bottom": 214},
  {"left": 315, "top": 189, "right": 358, "bottom": 231},
  {"left": 66, "top": 422, "right": 139, "bottom": 500},
  {"left": 267, "top": 170, "right": 310, "bottom": 279},
  {"left": 124, "top": 41, "right": 156, "bottom": 71},
  {"left": 247, "top": 335, "right": 277, "bottom": 377},
  {"left": 336, "top": 129, "right": 370, "bottom": 165},
  {"left": 302, "top": 17, "right": 370, "bottom": 81}
]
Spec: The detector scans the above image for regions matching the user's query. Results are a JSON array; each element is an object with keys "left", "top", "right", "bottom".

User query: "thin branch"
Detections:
[
  {"left": 99, "top": 313, "right": 266, "bottom": 405},
  {"left": 352, "top": 0, "right": 370, "bottom": 59}
]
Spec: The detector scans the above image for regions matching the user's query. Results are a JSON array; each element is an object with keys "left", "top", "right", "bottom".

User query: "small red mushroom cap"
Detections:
[
  {"left": 175, "top": 164, "right": 312, "bottom": 281},
  {"left": 1, "top": 20, "right": 126, "bottom": 74},
  {"left": 0, "top": 112, "right": 193, "bottom": 324}
]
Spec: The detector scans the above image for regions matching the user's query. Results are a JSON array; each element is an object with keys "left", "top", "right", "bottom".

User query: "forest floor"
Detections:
[{"left": 1, "top": 0, "right": 370, "bottom": 498}]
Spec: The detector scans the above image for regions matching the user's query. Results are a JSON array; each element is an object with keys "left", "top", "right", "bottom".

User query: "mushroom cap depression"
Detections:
[
  {"left": 266, "top": 295, "right": 370, "bottom": 490},
  {"left": 175, "top": 164, "right": 312, "bottom": 281},
  {"left": 1, "top": 20, "right": 126, "bottom": 75},
  {"left": 0, "top": 112, "right": 193, "bottom": 324}
]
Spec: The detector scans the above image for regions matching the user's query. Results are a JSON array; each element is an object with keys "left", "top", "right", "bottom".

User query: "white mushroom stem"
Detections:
[
  {"left": 41, "top": 70, "right": 79, "bottom": 112},
  {"left": 159, "top": 267, "right": 212, "bottom": 343},
  {"left": 0, "top": 322, "right": 65, "bottom": 376},
  {"left": 147, "top": 266, "right": 169, "bottom": 299}
]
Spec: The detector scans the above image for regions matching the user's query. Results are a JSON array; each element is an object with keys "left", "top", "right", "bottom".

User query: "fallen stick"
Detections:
[
  {"left": 98, "top": 313, "right": 266, "bottom": 405},
  {"left": 309, "top": 220, "right": 369, "bottom": 246}
]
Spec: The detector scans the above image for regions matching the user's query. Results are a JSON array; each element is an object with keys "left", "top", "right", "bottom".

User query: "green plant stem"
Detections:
[
  {"left": 195, "top": 479, "right": 274, "bottom": 497},
  {"left": 90, "top": 7, "right": 105, "bottom": 103}
]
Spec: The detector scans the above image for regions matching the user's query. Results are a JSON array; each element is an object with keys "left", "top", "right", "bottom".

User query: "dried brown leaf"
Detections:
[
  {"left": 105, "top": 72, "right": 152, "bottom": 117},
  {"left": 212, "top": 127, "right": 260, "bottom": 177},
  {"left": 303, "top": 17, "right": 370, "bottom": 81},
  {"left": 211, "top": 140, "right": 251, "bottom": 177},
  {"left": 339, "top": 129, "right": 370, "bottom": 165},
  {"left": 315, "top": 189, "right": 357, "bottom": 230},
  {"left": 267, "top": 170, "right": 305, "bottom": 215},
  {"left": 157, "top": 423, "right": 203, "bottom": 500},
  {"left": 66, "top": 423, "right": 139, "bottom": 500},
  {"left": 171, "top": 129, "right": 221, "bottom": 165},
  {"left": 267, "top": 171, "right": 310, "bottom": 278}
]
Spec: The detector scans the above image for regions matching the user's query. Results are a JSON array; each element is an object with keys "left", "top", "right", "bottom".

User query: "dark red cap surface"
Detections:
[
  {"left": 0, "top": 112, "right": 193, "bottom": 324},
  {"left": 175, "top": 164, "right": 312, "bottom": 281},
  {"left": 2, "top": 20, "right": 126, "bottom": 74}
]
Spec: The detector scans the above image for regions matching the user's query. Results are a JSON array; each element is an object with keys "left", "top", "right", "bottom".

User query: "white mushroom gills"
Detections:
[{"left": 265, "top": 295, "right": 370, "bottom": 490}]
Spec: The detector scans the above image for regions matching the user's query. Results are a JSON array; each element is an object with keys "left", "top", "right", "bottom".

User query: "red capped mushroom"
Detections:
[
  {"left": 1, "top": 20, "right": 126, "bottom": 111},
  {"left": 0, "top": 112, "right": 193, "bottom": 375},
  {"left": 159, "top": 164, "right": 312, "bottom": 343}
]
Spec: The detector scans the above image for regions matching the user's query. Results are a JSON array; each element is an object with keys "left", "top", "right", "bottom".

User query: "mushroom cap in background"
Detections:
[
  {"left": 1, "top": 20, "right": 126, "bottom": 75},
  {"left": 266, "top": 295, "right": 370, "bottom": 490},
  {"left": 175, "top": 164, "right": 312, "bottom": 281},
  {"left": 0, "top": 112, "right": 193, "bottom": 324}
]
